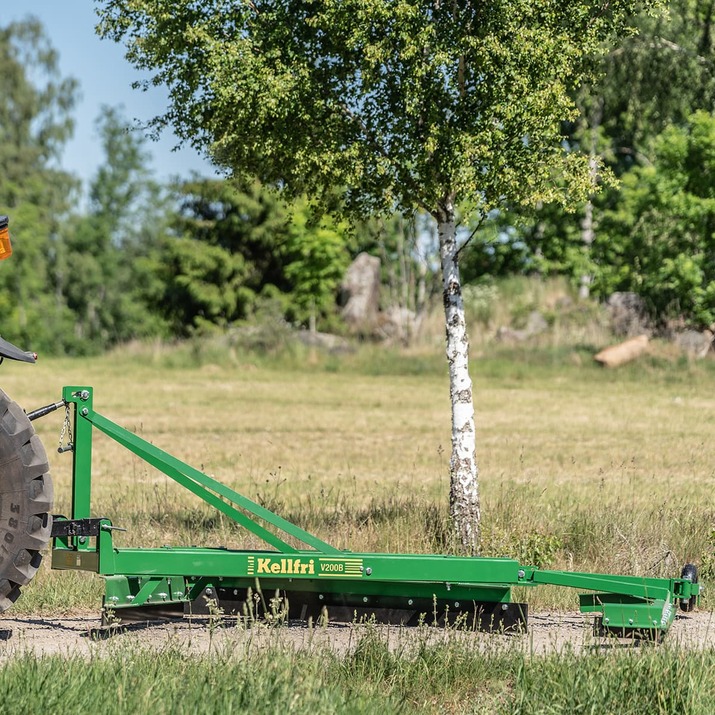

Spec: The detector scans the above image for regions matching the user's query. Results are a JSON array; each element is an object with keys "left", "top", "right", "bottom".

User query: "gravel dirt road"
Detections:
[{"left": 1, "top": 609, "right": 713, "bottom": 659}]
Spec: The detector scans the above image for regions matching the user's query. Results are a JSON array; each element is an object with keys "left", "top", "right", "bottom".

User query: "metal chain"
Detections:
[{"left": 58, "top": 404, "right": 74, "bottom": 453}]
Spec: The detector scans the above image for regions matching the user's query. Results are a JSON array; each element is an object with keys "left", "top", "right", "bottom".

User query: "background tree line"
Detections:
[
  {"left": 1, "top": 7, "right": 714, "bottom": 358},
  {"left": 462, "top": 0, "right": 715, "bottom": 328},
  {"left": 1, "top": 17, "right": 436, "bottom": 356}
]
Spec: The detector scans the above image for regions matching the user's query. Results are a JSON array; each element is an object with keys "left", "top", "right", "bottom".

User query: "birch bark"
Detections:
[
  {"left": 436, "top": 198, "right": 480, "bottom": 552},
  {"left": 579, "top": 101, "right": 602, "bottom": 300}
]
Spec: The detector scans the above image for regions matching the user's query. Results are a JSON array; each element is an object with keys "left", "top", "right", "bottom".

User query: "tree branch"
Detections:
[
  {"left": 455, "top": 213, "right": 487, "bottom": 259},
  {"left": 609, "top": 37, "right": 713, "bottom": 66},
  {"left": 616, "top": 146, "right": 654, "bottom": 166},
  {"left": 336, "top": 102, "right": 434, "bottom": 216}
]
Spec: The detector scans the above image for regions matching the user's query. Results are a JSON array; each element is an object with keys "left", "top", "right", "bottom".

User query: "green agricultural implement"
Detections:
[{"left": 0, "top": 384, "right": 697, "bottom": 640}]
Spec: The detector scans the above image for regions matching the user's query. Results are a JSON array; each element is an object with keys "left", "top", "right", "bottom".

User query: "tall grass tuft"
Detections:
[
  {"left": 2, "top": 631, "right": 715, "bottom": 714},
  {"left": 513, "top": 647, "right": 715, "bottom": 715}
]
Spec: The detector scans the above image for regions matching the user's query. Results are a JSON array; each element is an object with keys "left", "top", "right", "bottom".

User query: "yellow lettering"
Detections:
[{"left": 254, "top": 557, "right": 319, "bottom": 576}]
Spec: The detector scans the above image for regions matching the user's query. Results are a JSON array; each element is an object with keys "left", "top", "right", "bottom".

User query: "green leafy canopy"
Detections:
[
  {"left": 0, "top": 18, "right": 79, "bottom": 350},
  {"left": 97, "top": 0, "right": 662, "bottom": 222},
  {"left": 596, "top": 110, "right": 715, "bottom": 326}
]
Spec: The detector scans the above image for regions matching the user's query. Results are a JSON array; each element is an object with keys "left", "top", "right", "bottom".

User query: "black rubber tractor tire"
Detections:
[
  {"left": 679, "top": 563, "right": 699, "bottom": 613},
  {"left": 0, "top": 389, "right": 53, "bottom": 613}
]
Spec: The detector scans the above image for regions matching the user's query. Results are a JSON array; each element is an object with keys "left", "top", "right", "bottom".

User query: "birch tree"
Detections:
[{"left": 97, "top": 0, "right": 659, "bottom": 551}]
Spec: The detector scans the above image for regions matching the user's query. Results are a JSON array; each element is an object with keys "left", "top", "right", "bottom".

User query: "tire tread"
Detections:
[{"left": 0, "top": 390, "right": 53, "bottom": 611}]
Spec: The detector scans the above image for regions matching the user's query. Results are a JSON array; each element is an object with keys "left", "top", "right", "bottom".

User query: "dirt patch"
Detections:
[{"left": 1, "top": 609, "right": 713, "bottom": 659}]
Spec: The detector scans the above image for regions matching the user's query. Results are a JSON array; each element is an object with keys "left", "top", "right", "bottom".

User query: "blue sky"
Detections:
[{"left": 4, "top": 1, "right": 215, "bottom": 187}]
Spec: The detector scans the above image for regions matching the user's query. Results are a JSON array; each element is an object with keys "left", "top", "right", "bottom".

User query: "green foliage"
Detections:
[
  {"left": 0, "top": 19, "right": 77, "bottom": 197},
  {"left": 461, "top": 283, "right": 501, "bottom": 327},
  {"left": 97, "top": 0, "right": 659, "bottom": 223},
  {"left": 594, "top": 111, "right": 715, "bottom": 326},
  {"left": 174, "top": 178, "right": 290, "bottom": 288},
  {"left": 164, "top": 178, "right": 290, "bottom": 334},
  {"left": 515, "top": 532, "right": 564, "bottom": 569},
  {"left": 3, "top": 636, "right": 715, "bottom": 714},
  {"left": 0, "top": 18, "right": 79, "bottom": 353},
  {"left": 283, "top": 199, "right": 351, "bottom": 324},
  {"left": 0, "top": 22, "right": 171, "bottom": 355},
  {"left": 155, "top": 179, "right": 351, "bottom": 334},
  {"left": 58, "top": 106, "right": 170, "bottom": 353},
  {"left": 586, "top": 0, "right": 715, "bottom": 175},
  {"left": 465, "top": 0, "right": 715, "bottom": 327},
  {"left": 147, "top": 234, "right": 254, "bottom": 336},
  {"left": 463, "top": 108, "right": 715, "bottom": 328},
  {"left": 513, "top": 649, "right": 715, "bottom": 715},
  {"left": 699, "top": 527, "right": 715, "bottom": 581},
  {"left": 0, "top": 647, "right": 388, "bottom": 715}
]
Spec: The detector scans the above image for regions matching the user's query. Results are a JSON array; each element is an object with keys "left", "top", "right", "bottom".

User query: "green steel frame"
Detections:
[{"left": 50, "top": 386, "right": 700, "bottom": 636}]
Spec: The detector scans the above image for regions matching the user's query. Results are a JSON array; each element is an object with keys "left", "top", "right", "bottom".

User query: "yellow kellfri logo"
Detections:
[
  {"left": 258, "top": 557, "right": 315, "bottom": 575},
  {"left": 246, "top": 555, "right": 364, "bottom": 577}
]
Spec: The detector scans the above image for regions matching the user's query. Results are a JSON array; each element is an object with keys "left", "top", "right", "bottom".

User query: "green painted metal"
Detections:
[
  {"left": 63, "top": 387, "right": 94, "bottom": 524},
  {"left": 579, "top": 592, "right": 676, "bottom": 632},
  {"left": 52, "top": 387, "right": 702, "bottom": 636},
  {"left": 100, "top": 570, "right": 513, "bottom": 612},
  {"left": 65, "top": 389, "right": 341, "bottom": 555},
  {"left": 100, "top": 547, "right": 522, "bottom": 584},
  {"left": 103, "top": 574, "right": 189, "bottom": 611},
  {"left": 526, "top": 568, "right": 672, "bottom": 602}
]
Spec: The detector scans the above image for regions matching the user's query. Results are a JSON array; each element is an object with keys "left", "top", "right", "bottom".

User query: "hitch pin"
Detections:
[
  {"left": 26, "top": 400, "right": 65, "bottom": 422},
  {"left": 57, "top": 444, "right": 74, "bottom": 454},
  {"left": 101, "top": 524, "right": 127, "bottom": 533}
]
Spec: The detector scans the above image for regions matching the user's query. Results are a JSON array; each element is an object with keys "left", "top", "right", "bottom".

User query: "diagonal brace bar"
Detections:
[
  {"left": 88, "top": 410, "right": 341, "bottom": 554},
  {"left": 64, "top": 387, "right": 340, "bottom": 555},
  {"left": 528, "top": 569, "right": 671, "bottom": 602}
]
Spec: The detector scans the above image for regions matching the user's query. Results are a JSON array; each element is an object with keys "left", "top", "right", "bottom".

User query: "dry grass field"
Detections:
[
  {"left": 0, "top": 339, "right": 714, "bottom": 714},
  {"left": 0, "top": 339, "right": 712, "bottom": 614}
]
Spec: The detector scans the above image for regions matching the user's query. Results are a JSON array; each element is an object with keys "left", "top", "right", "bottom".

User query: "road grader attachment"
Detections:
[{"left": 0, "top": 385, "right": 696, "bottom": 639}]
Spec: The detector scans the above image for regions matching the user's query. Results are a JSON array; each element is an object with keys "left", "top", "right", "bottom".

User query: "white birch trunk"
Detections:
[
  {"left": 437, "top": 200, "right": 480, "bottom": 553},
  {"left": 579, "top": 102, "right": 601, "bottom": 300},
  {"left": 578, "top": 196, "right": 594, "bottom": 300}
]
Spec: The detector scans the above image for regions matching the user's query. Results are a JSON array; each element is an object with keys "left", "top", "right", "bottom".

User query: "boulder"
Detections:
[
  {"left": 297, "top": 330, "right": 351, "bottom": 353},
  {"left": 496, "top": 311, "right": 548, "bottom": 343},
  {"left": 674, "top": 330, "right": 713, "bottom": 358},
  {"left": 377, "top": 306, "right": 423, "bottom": 344},
  {"left": 341, "top": 253, "right": 381, "bottom": 331},
  {"left": 607, "top": 292, "right": 652, "bottom": 337}
]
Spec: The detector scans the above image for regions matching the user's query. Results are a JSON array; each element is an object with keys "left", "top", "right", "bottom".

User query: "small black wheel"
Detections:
[
  {"left": 0, "top": 390, "right": 53, "bottom": 612},
  {"left": 679, "top": 563, "right": 698, "bottom": 613}
]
